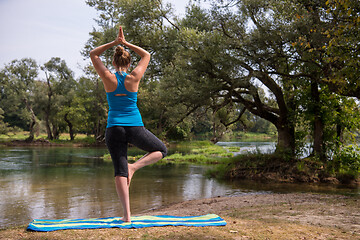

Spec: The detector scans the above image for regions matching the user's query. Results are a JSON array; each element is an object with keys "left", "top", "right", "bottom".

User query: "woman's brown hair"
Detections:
[{"left": 113, "top": 46, "right": 131, "bottom": 68}]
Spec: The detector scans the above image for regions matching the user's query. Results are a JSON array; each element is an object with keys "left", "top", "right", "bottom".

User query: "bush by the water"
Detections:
[
  {"left": 329, "top": 145, "right": 360, "bottom": 183},
  {"left": 208, "top": 148, "right": 360, "bottom": 184}
]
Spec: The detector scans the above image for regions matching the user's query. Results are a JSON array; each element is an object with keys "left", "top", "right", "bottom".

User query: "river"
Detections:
[{"left": 0, "top": 143, "right": 358, "bottom": 228}]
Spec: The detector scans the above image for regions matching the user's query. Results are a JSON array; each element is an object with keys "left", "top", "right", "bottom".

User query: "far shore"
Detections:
[{"left": 0, "top": 138, "right": 106, "bottom": 147}]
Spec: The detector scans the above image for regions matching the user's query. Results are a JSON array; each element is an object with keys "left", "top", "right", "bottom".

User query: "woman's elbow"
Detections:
[
  {"left": 89, "top": 50, "right": 97, "bottom": 59},
  {"left": 144, "top": 52, "right": 151, "bottom": 61}
]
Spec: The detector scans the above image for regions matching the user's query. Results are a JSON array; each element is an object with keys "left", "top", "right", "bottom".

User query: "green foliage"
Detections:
[
  {"left": 226, "top": 146, "right": 241, "bottom": 152},
  {"left": 330, "top": 145, "right": 360, "bottom": 182},
  {"left": 322, "top": 0, "right": 360, "bottom": 98},
  {"left": 207, "top": 151, "right": 307, "bottom": 182},
  {"left": 40, "top": 57, "right": 77, "bottom": 140},
  {"left": 0, "top": 58, "right": 39, "bottom": 140},
  {"left": 207, "top": 143, "right": 360, "bottom": 183},
  {"left": 166, "top": 126, "right": 189, "bottom": 141},
  {"left": 0, "top": 108, "right": 13, "bottom": 135},
  {"left": 76, "top": 74, "right": 108, "bottom": 140}
]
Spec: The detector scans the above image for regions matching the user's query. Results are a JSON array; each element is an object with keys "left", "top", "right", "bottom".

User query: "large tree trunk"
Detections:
[
  {"left": 52, "top": 124, "right": 59, "bottom": 140},
  {"left": 64, "top": 113, "right": 75, "bottom": 141},
  {"left": 313, "top": 116, "right": 324, "bottom": 157},
  {"left": 45, "top": 72, "right": 53, "bottom": 140},
  {"left": 45, "top": 113, "right": 53, "bottom": 140},
  {"left": 336, "top": 105, "right": 344, "bottom": 149},
  {"left": 311, "top": 81, "right": 326, "bottom": 161},
  {"left": 275, "top": 122, "right": 295, "bottom": 156},
  {"left": 24, "top": 99, "right": 36, "bottom": 142}
]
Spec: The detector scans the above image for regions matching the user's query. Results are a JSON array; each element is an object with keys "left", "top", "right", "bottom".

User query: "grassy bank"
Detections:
[
  {"left": 0, "top": 132, "right": 97, "bottom": 146},
  {"left": 102, "top": 141, "right": 239, "bottom": 165},
  {"left": 1, "top": 193, "right": 358, "bottom": 239}
]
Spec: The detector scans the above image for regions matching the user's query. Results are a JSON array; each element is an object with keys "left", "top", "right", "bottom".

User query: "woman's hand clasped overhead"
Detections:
[{"left": 116, "top": 26, "right": 127, "bottom": 45}]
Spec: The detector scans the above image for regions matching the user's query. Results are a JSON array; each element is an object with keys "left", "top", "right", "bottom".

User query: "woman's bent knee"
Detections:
[{"left": 160, "top": 145, "right": 167, "bottom": 158}]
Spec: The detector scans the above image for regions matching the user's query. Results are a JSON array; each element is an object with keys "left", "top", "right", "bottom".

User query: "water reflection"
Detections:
[
  {"left": 216, "top": 141, "right": 313, "bottom": 158},
  {"left": 216, "top": 141, "right": 276, "bottom": 155}
]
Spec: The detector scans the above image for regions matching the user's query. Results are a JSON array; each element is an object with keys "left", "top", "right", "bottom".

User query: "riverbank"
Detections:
[
  {"left": 0, "top": 132, "right": 102, "bottom": 147},
  {"left": 0, "top": 139, "right": 105, "bottom": 147},
  {"left": 1, "top": 193, "right": 359, "bottom": 239}
]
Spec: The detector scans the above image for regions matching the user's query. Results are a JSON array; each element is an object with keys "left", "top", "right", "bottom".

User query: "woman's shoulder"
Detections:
[{"left": 123, "top": 72, "right": 139, "bottom": 92}]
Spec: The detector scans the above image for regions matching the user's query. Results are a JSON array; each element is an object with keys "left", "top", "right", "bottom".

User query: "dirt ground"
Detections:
[
  {"left": 1, "top": 193, "right": 359, "bottom": 240},
  {"left": 147, "top": 193, "right": 360, "bottom": 234}
]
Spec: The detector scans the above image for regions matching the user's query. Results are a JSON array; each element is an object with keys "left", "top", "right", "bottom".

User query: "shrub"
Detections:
[{"left": 331, "top": 145, "right": 360, "bottom": 183}]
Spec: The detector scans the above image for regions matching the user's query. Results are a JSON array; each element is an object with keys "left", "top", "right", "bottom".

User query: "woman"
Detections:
[{"left": 90, "top": 26, "right": 167, "bottom": 222}]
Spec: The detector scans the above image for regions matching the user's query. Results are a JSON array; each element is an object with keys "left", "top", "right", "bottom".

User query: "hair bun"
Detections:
[
  {"left": 113, "top": 46, "right": 131, "bottom": 68},
  {"left": 115, "top": 46, "right": 124, "bottom": 56}
]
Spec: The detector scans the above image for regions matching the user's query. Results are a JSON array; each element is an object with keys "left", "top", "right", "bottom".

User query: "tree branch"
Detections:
[{"left": 221, "top": 107, "right": 246, "bottom": 127}]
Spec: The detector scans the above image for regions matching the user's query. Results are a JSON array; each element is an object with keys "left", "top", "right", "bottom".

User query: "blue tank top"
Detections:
[{"left": 106, "top": 72, "right": 144, "bottom": 128}]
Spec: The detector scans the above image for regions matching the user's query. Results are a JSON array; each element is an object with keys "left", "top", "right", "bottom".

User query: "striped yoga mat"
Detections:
[{"left": 27, "top": 214, "right": 226, "bottom": 232}]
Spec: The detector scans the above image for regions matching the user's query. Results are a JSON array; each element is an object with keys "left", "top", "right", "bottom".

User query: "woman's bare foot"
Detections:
[
  {"left": 127, "top": 164, "right": 136, "bottom": 186},
  {"left": 121, "top": 217, "right": 131, "bottom": 222}
]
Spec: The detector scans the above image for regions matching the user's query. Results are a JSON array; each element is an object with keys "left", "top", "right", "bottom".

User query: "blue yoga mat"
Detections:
[{"left": 27, "top": 214, "right": 227, "bottom": 232}]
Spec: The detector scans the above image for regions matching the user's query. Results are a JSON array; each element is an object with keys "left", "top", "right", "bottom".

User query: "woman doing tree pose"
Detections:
[{"left": 90, "top": 26, "right": 167, "bottom": 222}]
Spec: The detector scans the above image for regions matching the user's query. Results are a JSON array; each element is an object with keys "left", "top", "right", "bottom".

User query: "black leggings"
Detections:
[{"left": 105, "top": 126, "right": 167, "bottom": 177}]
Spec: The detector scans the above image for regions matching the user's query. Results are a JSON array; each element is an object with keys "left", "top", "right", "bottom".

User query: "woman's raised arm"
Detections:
[
  {"left": 117, "top": 27, "right": 151, "bottom": 83},
  {"left": 89, "top": 40, "right": 119, "bottom": 92}
]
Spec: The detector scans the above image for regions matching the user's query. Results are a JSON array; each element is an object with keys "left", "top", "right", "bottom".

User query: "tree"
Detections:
[
  {"left": 322, "top": 0, "right": 360, "bottom": 98},
  {"left": 40, "top": 57, "right": 76, "bottom": 140},
  {"left": 0, "top": 58, "right": 39, "bottom": 141},
  {"left": 209, "top": 0, "right": 360, "bottom": 159},
  {"left": 279, "top": 0, "right": 360, "bottom": 158},
  {"left": 160, "top": 0, "right": 360, "bottom": 158},
  {"left": 157, "top": 2, "right": 298, "bottom": 153}
]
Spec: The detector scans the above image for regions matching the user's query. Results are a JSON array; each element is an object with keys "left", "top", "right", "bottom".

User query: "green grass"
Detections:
[
  {"left": 102, "top": 141, "right": 234, "bottom": 165},
  {"left": 160, "top": 153, "right": 223, "bottom": 165},
  {"left": 0, "top": 131, "right": 30, "bottom": 141},
  {"left": 0, "top": 131, "right": 96, "bottom": 145},
  {"left": 103, "top": 154, "right": 144, "bottom": 163},
  {"left": 225, "top": 146, "right": 241, "bottom": 152},
  {"left": 160, "top": 141, "right": 233, "bottom": 165}
]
